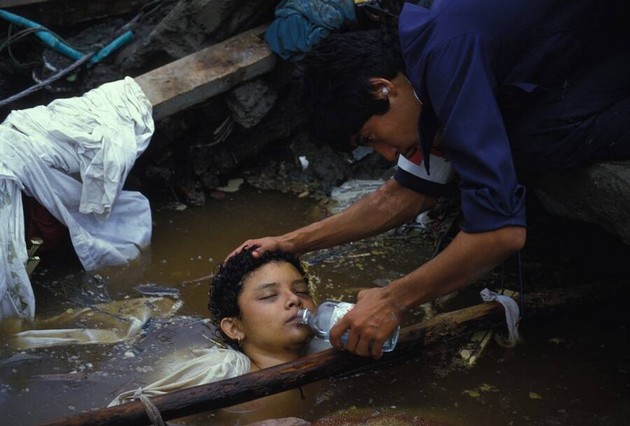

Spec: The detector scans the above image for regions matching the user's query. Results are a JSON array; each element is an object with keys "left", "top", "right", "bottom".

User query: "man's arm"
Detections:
[
  {"left": 228, "top": 178, "right": 438, "bottom": 258},
  {"left": 329, "top": 225, "right": 526, "bottom": 358}
]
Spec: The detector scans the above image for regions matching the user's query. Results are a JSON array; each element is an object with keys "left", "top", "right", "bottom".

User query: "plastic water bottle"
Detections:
[{"left": 297, "top": 300, "right": 400, "bottom": 352}]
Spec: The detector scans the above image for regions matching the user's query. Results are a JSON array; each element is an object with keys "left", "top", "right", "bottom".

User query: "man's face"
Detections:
[{"left": 353, "top": 74, "right": 422, "bottom": 162}]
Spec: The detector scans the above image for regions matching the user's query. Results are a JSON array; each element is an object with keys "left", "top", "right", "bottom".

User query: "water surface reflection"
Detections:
[{"left": 0, "top": 186, "right": 628, "bottom": 425}]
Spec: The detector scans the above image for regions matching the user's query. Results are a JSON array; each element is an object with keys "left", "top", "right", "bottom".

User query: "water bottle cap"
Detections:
[{"left": 296, "top": 308, "right": 310, "bottom": 324}]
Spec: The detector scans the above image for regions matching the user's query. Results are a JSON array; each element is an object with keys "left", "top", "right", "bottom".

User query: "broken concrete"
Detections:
[
  {"left": 226, "top": 78, "right": 277, "bottom": 129},
  {"left": 527, "top": 161, "right": 630, "bottom": 244},
  {"left": 116, "top": 0, "right": 277, "bottom": 74}
]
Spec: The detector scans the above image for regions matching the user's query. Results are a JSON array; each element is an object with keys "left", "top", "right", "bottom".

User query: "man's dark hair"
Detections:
[
  {"left": 299, "top": 20, "right": 405, "bottom": 151},
  {"left": 208, "top": 247, "right": 308, "bottom": 350}
]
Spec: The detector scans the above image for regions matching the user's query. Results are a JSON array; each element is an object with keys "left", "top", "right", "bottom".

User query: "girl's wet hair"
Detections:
[
  {"left": 208, "top": 247, "right": 307, "bottom": 350},
  {"left": 298, "top": 18, "right": 404, "bottom": 151}
]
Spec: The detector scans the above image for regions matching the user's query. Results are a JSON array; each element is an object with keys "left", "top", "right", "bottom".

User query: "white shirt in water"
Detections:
[{"left": 108, "top": 337, "right": 331, "bottom": 407}]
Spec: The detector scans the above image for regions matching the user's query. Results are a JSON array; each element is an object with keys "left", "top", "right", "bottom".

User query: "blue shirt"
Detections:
[{"left": 395, "top": 0, "right": 600, "bottom": 232}]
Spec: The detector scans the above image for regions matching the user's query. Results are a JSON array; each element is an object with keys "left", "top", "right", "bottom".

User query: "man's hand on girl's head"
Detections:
[{"left": 226, "top": 236, "right": 294, "bottom": 261}]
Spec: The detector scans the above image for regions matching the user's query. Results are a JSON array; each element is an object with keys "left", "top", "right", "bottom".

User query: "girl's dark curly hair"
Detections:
[{"left": 208, "top": 247, "right": 308, "bottom": 350}]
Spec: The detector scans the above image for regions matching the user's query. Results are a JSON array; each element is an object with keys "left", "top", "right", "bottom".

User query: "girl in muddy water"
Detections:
[
  {"left": 207, "top": 246, "right": 321, "bottom": 422},
  {"left": 110, "top": 247, "right": 322, "bottom": 423}
]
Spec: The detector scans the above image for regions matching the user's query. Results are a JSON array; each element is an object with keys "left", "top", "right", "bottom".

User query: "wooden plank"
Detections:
[{"left": 134, "top": 24, "right": 275, "bottom": 121}]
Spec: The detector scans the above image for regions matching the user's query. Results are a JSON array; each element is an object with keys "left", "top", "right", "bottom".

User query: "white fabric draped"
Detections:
[
  {"left": 0, "top": 77, "right": 154, "bottom": 319},
  {"left": 108, "top": 345, "right": 251, "bottom": 406}
]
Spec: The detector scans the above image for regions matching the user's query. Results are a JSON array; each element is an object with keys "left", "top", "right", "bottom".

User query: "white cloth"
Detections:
[
  {"left": 0, "top": 170, "right": 31, "bottom": 318},
  {"left": 397, "top": 151, "right": 454, "bottom": 185},
  {"left": 480, "top": 288, "right": 521, "bottom": 347},
  {"left": 12, "top": 297, "right": 182, "bottom": 349},
  {"left": 0, "top": 77, "right": 154, "bottom": 320},
  {"left": 108, "top": 345, "right": 251, "bottom": 406}
]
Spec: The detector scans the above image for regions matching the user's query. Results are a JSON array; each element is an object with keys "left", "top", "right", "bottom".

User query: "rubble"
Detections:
[{"left": 0, "top": 0, "right": 627, "bottom": 247}]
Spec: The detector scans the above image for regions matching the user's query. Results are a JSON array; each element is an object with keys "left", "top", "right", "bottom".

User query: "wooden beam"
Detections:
[{"left": 134, "top": 24, "right": 276, "bottom": 121}]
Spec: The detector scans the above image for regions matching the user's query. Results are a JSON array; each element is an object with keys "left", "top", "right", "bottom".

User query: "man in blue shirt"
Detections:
[{"left": 232, "top": 0, "right": 630, "bottom": 358}]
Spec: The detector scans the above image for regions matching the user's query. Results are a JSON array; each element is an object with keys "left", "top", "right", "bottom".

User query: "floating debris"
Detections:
[
  {"left": 135, "top": 284, "right": 180, "bottom": 299},
  {"left": 217, "top": 178, "right": 244, "bottom": 193}
]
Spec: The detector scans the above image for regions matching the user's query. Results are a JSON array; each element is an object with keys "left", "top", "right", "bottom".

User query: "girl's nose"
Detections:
[{"left": 285, "top": 291, "right": 302, "bottom": 308}]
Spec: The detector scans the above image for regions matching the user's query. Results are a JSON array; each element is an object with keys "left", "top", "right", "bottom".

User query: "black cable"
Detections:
[{"left": 0, "top": 52, "right": 94, "bottom": 108}]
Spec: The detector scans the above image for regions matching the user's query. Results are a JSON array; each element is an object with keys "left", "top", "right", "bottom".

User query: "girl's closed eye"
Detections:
[
  {"left": 259, "top": 293, "right": 278, "bottom": 300},
  {"left": 292, "top": 282, "right": 310, "bottom": 296}
]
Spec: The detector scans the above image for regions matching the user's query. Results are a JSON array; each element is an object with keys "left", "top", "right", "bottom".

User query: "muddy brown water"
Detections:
[{"left": 1, "top": 185, "right": 629, "bottom": 425}]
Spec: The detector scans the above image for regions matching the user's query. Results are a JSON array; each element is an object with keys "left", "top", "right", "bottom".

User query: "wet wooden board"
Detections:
[{"left": 134, "top": 24, "right": 275, "bottom": 121}]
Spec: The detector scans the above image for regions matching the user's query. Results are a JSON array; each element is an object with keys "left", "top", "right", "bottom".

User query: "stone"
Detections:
[
  {"left": 227, "top": 79, "right": 278, "bottom": 129},
  {"left": 528, "top": 161, "right": 630, "bottom": 244}
]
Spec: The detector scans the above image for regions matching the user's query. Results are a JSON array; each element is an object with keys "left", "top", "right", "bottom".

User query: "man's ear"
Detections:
[
  {"left": 369, "top": 77, "right": 396, "bottom": 99},
  {"left": 220, "top": 317, "right": 244, "bottom": 341}
]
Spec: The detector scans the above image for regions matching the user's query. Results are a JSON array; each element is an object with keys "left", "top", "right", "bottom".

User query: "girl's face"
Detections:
[{"left": 231, "top": 261, "right": 316, "bottom": 356}]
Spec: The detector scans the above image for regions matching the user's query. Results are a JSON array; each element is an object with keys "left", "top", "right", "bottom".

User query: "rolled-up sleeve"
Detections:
[{"left": 424, "top": 35, "right": 527, "bottom": 232}]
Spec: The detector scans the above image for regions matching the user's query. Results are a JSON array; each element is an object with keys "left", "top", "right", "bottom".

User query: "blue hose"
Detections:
[
  {"left": 89, "top": 31, "right": 133, "bottom": 64},
  {"left": 0, "top": 9, "right": 132, "bottom": 65},
  {"left": 0, "top": 9, "right": 84, "bottom": 60}
]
